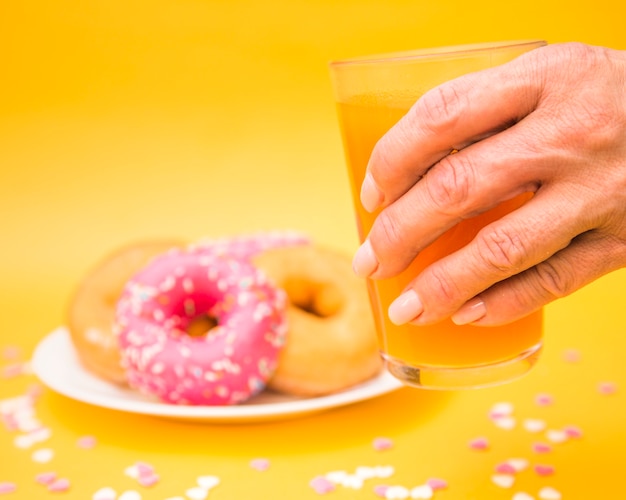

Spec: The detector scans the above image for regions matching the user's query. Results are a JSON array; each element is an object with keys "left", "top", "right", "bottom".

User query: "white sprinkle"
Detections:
[
  {"left": 385, "top": 485, "right": 410, "bottom": 499},
  {"left": 491, "top": 474, "right": 515, "bottom": 489},
  {"left": 410, "top": 484, "right": 434, "bottom": 499},
  {"left": 512, "top": 493, "right": 535, "bottom": 500},
  {"left": 489, "top": 402, "right": 514, "bottom": 417},
  {"left": 185, "top": 487, "right": 208, "bottom": 500},
  {"left": 494, "top": 416, "right": 517, "bottom": 430},
  {"left": 118, "top": 491, "right": 142, "bottom": 500},
  {"left": 31, "top": 448, "right": 54, "bottom": 463},
  {"left": 538, "top": 486, "right": 562, "bottom": 500},
  {"left": 507, "top": 458, "right": 529, "bottom": 472},
  {"left": 196, "top": 475, "right": 220, "bottom": 490},
  {"left": 546, "top": 429, "right": 568, "bottom": 444},
  {"left": 523, "top": 418, "right": 547, "bottom": 433},
  {"left": 92, "top": 487, "right": 117, "bottom": 500}
]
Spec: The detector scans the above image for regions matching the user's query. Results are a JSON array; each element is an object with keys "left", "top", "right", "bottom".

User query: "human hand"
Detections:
[{"left": 352, "top": 42, "right": 626, "bottom": 326}]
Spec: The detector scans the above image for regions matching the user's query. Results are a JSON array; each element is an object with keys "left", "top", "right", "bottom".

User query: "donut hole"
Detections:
[
  {"left": 186, "top": 314, "right": 219, "bottom": 337},
  {"left": 284, "top": 277, "right": 343, "bottom": 318}
]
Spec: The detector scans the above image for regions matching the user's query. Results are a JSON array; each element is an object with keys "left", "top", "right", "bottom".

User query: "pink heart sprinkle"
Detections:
[
  {"left": 495, "top": 463, "right": 517, "bottom": 474},
  {"left": 35, "top": 472, "right": 57, "bottom": 485},
  {"left": 309, "top": 476, "right": 336, "bottom": 495},
  {"left": 0, "top": 482, "right": 17, "bottom": 494},
  {"left": 535, "top": 393, "right": 554, "bottom": 406},
  {"left": 598, "top": 381, "right": 618, "bottom": 395},
  {"left": 373, "top": 437, "right": 393, "bottom": 451},
  {"left": 137, "top": 473, "right": 159, "bottom": 487},
  {"left": 135, "top": 462, "right": 154, "bottom": 476},
  {"left": 250, "top": 458, "right": 270, "bottom": 471},
  {"left": 564, "top": 425, "right": 583, "bottom": 439},
  {"left": 373, "top": 485, "right": 389, "bottom": 497},
  {"left": 562, "top": 348, "right": 581, "bottom": 363},
  {"left": 468, "top": 437, "right": 489, "bottom": 450},
  {"left": 426, "top": 478, "right": 448, "bottom": 490},
  {"left": 534, "top": 464, "right": 555, "bottom": 476},
  {"left": 77, "top": 436, "right": 97, "bottom": 449},
  {"left": 532, "top": 442, "right": 552, "bottom": 454},
  {"left": 48, "top": 478, "right": 70, "bottom": 492}
]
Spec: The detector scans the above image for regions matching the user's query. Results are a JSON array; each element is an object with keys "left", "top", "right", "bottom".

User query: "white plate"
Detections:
[{"left": 32, "top": 327, "right": 403, "bottom": 423}]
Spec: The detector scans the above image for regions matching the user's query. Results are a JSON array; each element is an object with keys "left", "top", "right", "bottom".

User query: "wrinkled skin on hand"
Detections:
[{"left": 354, "top": 42, "right": 626, "bottom": 326}]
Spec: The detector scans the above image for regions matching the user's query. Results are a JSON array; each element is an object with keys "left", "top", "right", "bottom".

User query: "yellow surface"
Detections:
[{"left": 0, "top": 1, "right": 624, "bottom": 498}]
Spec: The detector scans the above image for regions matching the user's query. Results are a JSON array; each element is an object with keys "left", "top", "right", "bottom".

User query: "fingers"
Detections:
[
  {"left": 452, "top": 228, "right": 626, "bottom": 326},
  {"left": 354, "top": 115, "right": 553, "bottom": 280},
  {"left": 361, "top": 47, "right": 545, "bottom": 213},
  {"left": 385, "top": 185, "right": 596, "bottom": 326}
]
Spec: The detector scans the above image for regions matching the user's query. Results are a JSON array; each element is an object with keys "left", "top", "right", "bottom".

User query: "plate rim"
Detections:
[{"left": 31, "top": 327, "right": 403, "bottom": 422}]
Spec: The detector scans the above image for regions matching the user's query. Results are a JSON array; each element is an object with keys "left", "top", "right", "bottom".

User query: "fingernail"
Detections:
[
  {"left": 388, "top": 289, "right": 423, "bottom": 325},
  {"left": 451, "top": 298, "right": 486, "bottom": 325},
  {"left": 352, "top": 239, "right": 379, "bottom": 278},
  {"left": 360, "top": 172, "right": 384, "bottom": 213}
]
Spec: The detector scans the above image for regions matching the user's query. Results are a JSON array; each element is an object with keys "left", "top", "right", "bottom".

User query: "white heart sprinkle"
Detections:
[
  {"left": 523, "top": 418, "right": 547, "bottom": 433},
  {"left": 410, "top": 484, "right": 434, "bottom": 499},
  {"left": 31, "top": 448, "right": 54, "bottom": 463},
  {"left": 124, "top": 465, "right": 139, "bottom": 479},
  {"left": 507, "top": 458, "right": 529, "bottom": 472},
  {"left": 539, "top": 487, "right": 562, "bottom": 500},
  {"left": 326, "top": 470, "right": 349, "bottom": 483},
  {"left": 185, "top": 487, "right": 208, "bottom": 500},
  {"left": 546, "top": 429, "right": 568, "bottom": 443},
  {"left": 118, "top": 491, "right": 142, "bottom": 500},
  {"left": 490, "top": 402, "right": 514, "bottom": 416},
  {"left": 385, "top": 485, "right": 410, "bottom": 499},
  {"left": 512, "top": 493, "right": 535, "bottom": 500},
  {"left": 341, "top": 475, "right": 363, "bottom": 489},
  {"left": 494, "top": 416, "right": 517, "bottom": 430},
  {"left": 196, "top": 475, "right": 220, "bottom": 490},
  {"left": 491, "top": 474, "right": 515, "bottom": 489},
  {"left": 355, "top": 466, "right": 376, "bottom": 479},
  {"left": 92, "top": 487, "right": 117, "bottom": 500},
  {"left": 375, "top": 465, "right": 395, "bottom": 478}
]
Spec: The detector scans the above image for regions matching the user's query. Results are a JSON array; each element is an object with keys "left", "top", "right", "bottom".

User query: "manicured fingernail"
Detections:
[
  {"left": 360, "top": 172, "right": 383, "bottom": 213},
  {"left": 352, "top": 240, "right": 379, "bottom": 278},
  {"left": 452, "top": 298, "right": 486, "bottom": 325},
  {"left": 388, "top": 289, "right": 423, "bottom": 325}
]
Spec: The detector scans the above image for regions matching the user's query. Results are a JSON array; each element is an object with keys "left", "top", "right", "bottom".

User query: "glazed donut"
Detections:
[
  {"left": 115, "top": 246, "right": 288, "bottom": 405},
  {"left": 67, "top": 240, "right": 183, "bottom": 384},
  {"left": 253, "top": 245, "right": 383, "bottom": 397}
]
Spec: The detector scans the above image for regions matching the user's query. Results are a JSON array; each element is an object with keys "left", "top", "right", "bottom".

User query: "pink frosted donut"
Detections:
[
  {"left": 191, "top": 230, "right": 310, "bottom": 260},
  {"left": 114, "top": 246, "right": 288, "bottom": 405}
]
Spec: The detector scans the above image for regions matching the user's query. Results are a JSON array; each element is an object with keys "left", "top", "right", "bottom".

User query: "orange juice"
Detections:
[{"left": 330, "top": 41, "right": 546, "bottom": 388}]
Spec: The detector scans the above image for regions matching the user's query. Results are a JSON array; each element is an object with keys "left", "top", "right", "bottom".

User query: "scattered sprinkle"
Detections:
[
  {"left": 196, "top": 475, "right": 220, "bottom": 491},
  {"left": 31, "top": 447, "right": 54, "bottom": 463},
  {"left": 494, "top": 462, "right": 517, "bottom": 474},
  {"left": 532, "top": 442, "right": 552, "bottom": 454},
  {"left": 185, "top": 487, "right": 208, "bottom": 500},
  {"left": 535, "top": 393, "right": 554, "bottom": 406},
  {"left": 77, "top": 436, "right": 97, "bottom": 449},
  {"left": 373, "top": 437, "right": 394, "bottom": 451},
  {"left": 545, "top": 429, "right": 568, "bottom": 444},
  {"left": 118, "top": 491, "right": 142, "bottom": 500},
  {"left": 491, "top": 474, "right": 515, "bottom": 489},
  {"left": 598, "top": 381, "right": 618, "bottom": 395},
  {"left": 0, "top": 482, "right": 17, "bottom": 495},
  {"left": 562, "top": 348, "right": 581, "bottom": 363},
  {"left": 309, "top": 476, "right": 336, "bottom": 495},
  {"left": 468, "top": 437, "right": 489, "bottom": 450},
  {"left": 92, "top": 487, "right": 117, "bottom": 500},
  {"left": 534, "top": 464, "right": 555, "bottom": 477},
  {"left": 47, "top": 478, "right": 71, "bottom": 493},
  {"left": 538, "top": 486, "right": 562, "bottom": 499},
  {"left": 250, "top": 458, "right": 270, "bottom": 471},
  {"left": 523, "top": 419, "right": 547, "bottom": 433},
  {"left": 512, "top": 493, "right": 535, "bottom": 500},
  {"left": 426, "top": 478, "right": 447, "bottom": 491},
  {"left": 35, "top": 472, "right": 57, "bottom": 486}
]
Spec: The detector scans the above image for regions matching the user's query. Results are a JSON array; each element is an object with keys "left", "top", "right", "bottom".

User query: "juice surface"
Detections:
[{"left": 337, "top": 98, "right": 543, "bottom": 368}]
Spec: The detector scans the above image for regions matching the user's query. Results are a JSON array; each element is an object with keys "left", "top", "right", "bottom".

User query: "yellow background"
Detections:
[{"left": 0, "top": 1, "right": 624, "bottom": 498}]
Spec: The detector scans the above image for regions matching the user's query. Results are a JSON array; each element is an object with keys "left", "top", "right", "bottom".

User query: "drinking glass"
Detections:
[{"left": 330, "top": 40, "right": 547, "bottom": 389}]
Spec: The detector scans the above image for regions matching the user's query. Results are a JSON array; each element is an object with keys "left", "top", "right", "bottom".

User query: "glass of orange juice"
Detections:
[{"left": 329, "top": 40, "right": 547, "bottom": 389}]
